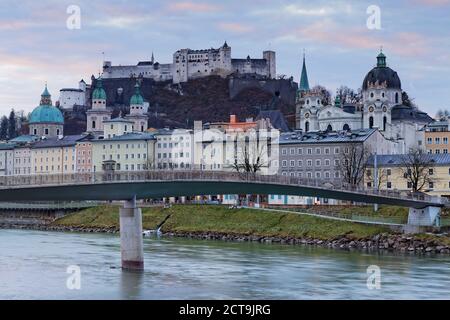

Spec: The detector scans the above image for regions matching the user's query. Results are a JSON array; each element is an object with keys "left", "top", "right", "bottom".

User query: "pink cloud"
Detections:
[
  {"left": 413, "top": 0, "right": 450, "bottom": 5},
  {"left": 217, "top": 22, "right": 254, "bottom": 33},
  {"left": 167, "top": 1, "right": 220, "bottom": 13},
  {"left": 286, "top": 21, "right": 430, "bottom": 58}
]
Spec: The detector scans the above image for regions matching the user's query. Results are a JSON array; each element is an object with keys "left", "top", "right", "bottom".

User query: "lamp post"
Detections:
[{"left": 373, "top": 151, "right": 378, "bottom": 212}]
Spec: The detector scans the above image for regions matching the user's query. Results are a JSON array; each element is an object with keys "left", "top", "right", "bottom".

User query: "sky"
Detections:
[{"left": 0, "top": 0, "right": 449, "bottom": 117}]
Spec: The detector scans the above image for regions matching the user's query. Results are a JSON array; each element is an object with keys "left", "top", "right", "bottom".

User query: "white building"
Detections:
[
  {"left": 296, "top": 52, "right": 432, "bottom": 153},
  {"left": 154, "top": 128, "right": 194, "bottom": 170},
  {"left": 58, "top": 80, "right": 87, "bottom": 110},
  {"left": 102, "top": 42, "right": 276, "bottom": 84}
]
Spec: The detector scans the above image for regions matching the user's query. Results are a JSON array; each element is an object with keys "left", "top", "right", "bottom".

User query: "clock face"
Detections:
[
  {"left": 305, "top": 113, "right": 310, "bottom": 118},
  {"left": 369, "top": 106, "right": 374, "bottom": 112},
  {"left": 383, "top": 106, "right": 387, "bottom": 112}
]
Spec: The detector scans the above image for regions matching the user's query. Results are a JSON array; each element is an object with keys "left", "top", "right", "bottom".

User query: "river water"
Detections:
[{"left": 0, "top": 229, "right": 449, "bottom": 299}]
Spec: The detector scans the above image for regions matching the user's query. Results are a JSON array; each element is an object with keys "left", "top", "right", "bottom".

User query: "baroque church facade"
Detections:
[{"left": 295, "top": 51, "right": 432, "bottom": 153}]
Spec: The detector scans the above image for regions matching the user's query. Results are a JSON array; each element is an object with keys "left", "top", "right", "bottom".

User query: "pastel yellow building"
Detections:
[
  {"left": 366, "top": 154, "right": 450, "bottom": 198},
  {"left": 31, "top": 135, "right": 88, "bottom": 175},
  {"left": 91, "top": 118, "right": 156, "bottom": 173},
  {"left": 424, "top": 120, "right": 450, "bottom": 154}
]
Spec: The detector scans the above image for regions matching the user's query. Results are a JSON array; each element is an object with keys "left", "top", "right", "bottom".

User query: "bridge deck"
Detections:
[{"left": 0, "top": 171, "right": 444, "bottom": 209}]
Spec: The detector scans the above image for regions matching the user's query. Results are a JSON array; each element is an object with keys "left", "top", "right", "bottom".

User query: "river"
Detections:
[{"left": 0, "top": 229, "right": 449, "bottom": 299}]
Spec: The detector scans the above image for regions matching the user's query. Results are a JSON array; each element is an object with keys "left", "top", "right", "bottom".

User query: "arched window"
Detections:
[
  {"left": 305, "top": 121, "right": 309, "bottom": 132},
  {"left": 92, "top": 120, "right": 96, "bottom": 129},
  {"left": 326, "top": 124, "right": 333, "bottom": 132},
  {"left": 343, "top": 124, "right": 350, "bottom": 131},
  {"left": 56, "top": 129, "right": 60, "bottom": 135},
  {"left": 383, "top": 116, "right": 387, "bottom": 131},
  {"left": 369, "top": 116, "right": 374, "bottom": 129},
  {"left": 370, "top": 92, "right": 374, "bottom": 98},
  {"left": 395, "top": 92, "right": 399, "bottom": 104},
  {"left": 33, "top": 128, "right": 37, "bottom": 135}
]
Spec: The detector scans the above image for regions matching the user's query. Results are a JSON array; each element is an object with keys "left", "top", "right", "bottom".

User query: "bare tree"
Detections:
[
  {"left": 309, "top": 85, "right": 332, "bottom": 106},
  {"left": 337, "top": 144, "right": 371, "bottom": 188},
  {"left": 231, "top": 138, "right": 268, "bottom": 177},
  {"left": 365, "top": 167, "right": 388, "bottom": 190},
  {"left": 336, "top": 85, "right": 361, "bottom": 104},
  {"left": 400, "top": 148, "right": 434, "bottom": 192}
]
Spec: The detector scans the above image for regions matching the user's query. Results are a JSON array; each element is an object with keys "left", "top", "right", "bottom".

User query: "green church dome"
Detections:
[
  {"left": 130, "top": 82, "right": 144, "bottom": 105},
  {"left": 29, "top": 85, "right": 64, "bottom": 124},
  {"left": 29, "top": 105, "right": 64, "bottom": 124},
  {"left": 92, "top": 77, "right": 107, "bottom": 100}
]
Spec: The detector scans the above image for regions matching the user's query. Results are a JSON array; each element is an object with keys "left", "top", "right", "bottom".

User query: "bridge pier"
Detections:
[
  {"left": 119, "top": 196, "right": 144, "bottom": 270},
  {"left": 405, "top": 206, "right": 441, "bottom": 233}
]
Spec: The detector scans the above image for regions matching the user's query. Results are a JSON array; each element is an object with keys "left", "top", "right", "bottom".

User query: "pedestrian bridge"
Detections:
[
  {"left": 0, "top": 170, "right": 444, "bottom": 209},
  {"left": 0, "top": 170, "right": 444, "bottom": 270}
]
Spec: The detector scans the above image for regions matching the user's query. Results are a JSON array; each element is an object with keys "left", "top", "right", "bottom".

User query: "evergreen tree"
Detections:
[
  {"left": 0, "top": 116, "right": 8, "bottom": 140},
  {"left": 8, "top": 109, "right": 17, "bottom": 139}
]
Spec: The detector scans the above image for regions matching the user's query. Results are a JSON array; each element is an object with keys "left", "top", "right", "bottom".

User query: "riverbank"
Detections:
[{"left": 4, "top": 204, "right": 450, "bottom": 254}]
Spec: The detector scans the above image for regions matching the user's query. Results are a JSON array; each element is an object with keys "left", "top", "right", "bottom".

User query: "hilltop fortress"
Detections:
[{"left": 102, "top": 42, "right": 276, "bottom": 84}]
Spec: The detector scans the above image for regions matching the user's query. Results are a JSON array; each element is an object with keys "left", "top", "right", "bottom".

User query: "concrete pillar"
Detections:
[
  {"left": 255, "top": 194, "right": 261, "bottom": 208},
  {"left": 120, "top": 196, "right": 144, "bottom": 270},
  {"left": 407, "top": 206, "right": 441, "bottom": 231}
]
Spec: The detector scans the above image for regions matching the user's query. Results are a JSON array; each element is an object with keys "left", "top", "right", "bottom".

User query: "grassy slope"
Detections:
[{"left": 53, "top": 205, "right": 389, "bottom": 240}]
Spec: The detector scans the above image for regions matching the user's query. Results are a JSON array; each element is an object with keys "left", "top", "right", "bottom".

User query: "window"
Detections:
[
  {"left": 427, "top": 137, "right": 432, "bottom": 144},
  {"left": 315, "top": 159, "right": 321, "bottom": 166},
  {"left": 436, "top": 149, "right": 441, "bottom": 154},
  {"left": 307, "top": 148, "right": 312, "bottom": 155},
  {"left": 324, "top": 148, "right": 330, "bottom": 154},
  {"left": 282, "top": 160, "right": 287, "bottom": 167},
  {"left": 282, "top": 148, "right": 287, "bottom": 155},
  {"left": 315, "top": 148, "right": 321, "bottom": 155},
  {"left": 334, "top": 147, "right": 339, "bottom": 154},
  {"left": 325, "top": 159, "right": 330, "bottom": 166},
  {"left": 429, "top": 182, "right": 434, "bottom": 189},
  {"left": 290, "top": 160, "right": 295, "bottom": 167},
  {"left": 305, "top": 121, "right": 309, "bottom": 132},
  {"left": 429, "top": 168, "right": 434, "bottom": 175},
  {"left": 297, "top": 160, "right": 303, "bottom": 167},
  {"left": 387, "top": 182, "right": 392, "bottom": 189},
  {"left": 315, "top": 172, "right": 321, "bottom": 178},
  {"left": 290, "top": 148, "right": 295, "bottom": 155},
  {"left": 435, "top": 137, "right": 441, "bottom": 144},
  {"left": 387, "top": 169, "right": 391, "bottom": 176},
  {"left": 297, "top": 148, "right": 303, "bottom": 155},
  {"left": 444, "top": 137, "right": 448, "bottom": 144},
  {"left": 307, "top": 160, "right": 312, "bottom": 167},
  {"left": 369, "top": 116, "right": 374, "bottom": 129}
]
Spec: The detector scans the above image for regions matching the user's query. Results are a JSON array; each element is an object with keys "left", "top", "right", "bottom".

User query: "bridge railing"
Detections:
[{"left": 0, "top": 170, "right": 445, "bottom": 206}]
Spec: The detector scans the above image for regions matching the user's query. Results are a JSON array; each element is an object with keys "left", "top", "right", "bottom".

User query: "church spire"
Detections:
[
  {"left": 299, "top": 51, "right": 310, "bottom": 92},
  {"left": 376, "top": 47, "right": 386, "bottom": 67},
  {"left": 40, "top": 83, "right": 52, "bottom": 106},
  {"left": 151, "top": 51, "right": 155, "bottom": 64}
]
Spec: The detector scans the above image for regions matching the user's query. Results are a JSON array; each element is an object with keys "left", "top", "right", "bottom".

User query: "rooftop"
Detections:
[
  {"left": 31, "top": 135, "right": 88, "bottom": 149},
  {"left": 93, "top": 132, "right": 156, "bottom": 142},
  {"left": 279, "top": 128, "right": 377, "bottom": 145},
  {"left": 368, "top": 153, "right": 450, "bottom": 166}
]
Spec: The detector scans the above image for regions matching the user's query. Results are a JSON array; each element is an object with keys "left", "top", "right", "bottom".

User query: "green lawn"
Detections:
[{"left": 53, "top": 204, "right": 390, "bottom": 240}]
